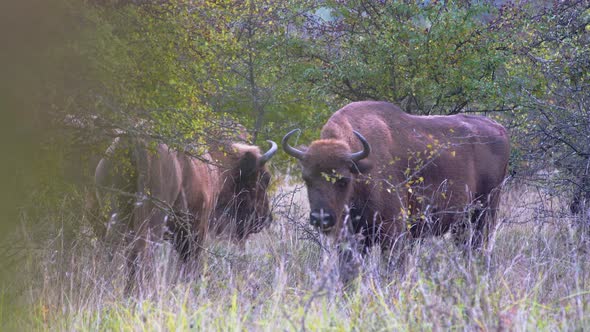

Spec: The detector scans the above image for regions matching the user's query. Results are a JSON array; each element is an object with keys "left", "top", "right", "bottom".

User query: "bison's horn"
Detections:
[
  {"left": 282, "top": 129, "right": 305, "bottom": 160},
  {"left": 259, "top": 140, "right": 278, "bottom": 164},
  {"left": 349, "top": 131, "right": 371, "bottom": 161}
]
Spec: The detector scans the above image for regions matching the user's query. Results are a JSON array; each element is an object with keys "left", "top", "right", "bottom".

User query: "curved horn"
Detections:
[
  {"left": 282, "top": 129, "right": 305, "bottom": 160},
  {"left": 259, "top": 140, "right": 278, "bottom": 164},
  {"left": 350, "top": 130, "right": 371, "bottom": 161}
]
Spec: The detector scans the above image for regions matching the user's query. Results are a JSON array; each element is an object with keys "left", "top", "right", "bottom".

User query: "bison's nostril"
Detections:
[
  {"left": 310, "top": 212, "right": 320, "bottom": 226},
  {"left": 321, "top": 215, "right": 334, "bottom": 228}
]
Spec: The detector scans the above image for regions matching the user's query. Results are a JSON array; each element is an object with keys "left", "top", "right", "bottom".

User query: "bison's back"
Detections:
[{"left": 323, "top": 101, "right": 509, "bottom": 186}]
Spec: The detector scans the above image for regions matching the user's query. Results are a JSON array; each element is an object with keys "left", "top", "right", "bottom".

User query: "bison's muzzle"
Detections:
[{"left": 310, "top": 209, "right": 335, "bottom": 230}]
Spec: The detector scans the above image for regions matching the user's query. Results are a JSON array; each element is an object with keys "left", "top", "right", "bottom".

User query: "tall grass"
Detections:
[{"left": 4, "top": 181, "right": 590, "bottom": 331}]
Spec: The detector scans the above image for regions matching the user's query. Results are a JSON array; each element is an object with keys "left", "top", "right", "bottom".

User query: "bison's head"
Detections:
[
  {"left": 282, "top": 130, "right": 371, "bottom": 236},
  {"left": 217, "top": 140, "right": 277, "bottom": 240}
]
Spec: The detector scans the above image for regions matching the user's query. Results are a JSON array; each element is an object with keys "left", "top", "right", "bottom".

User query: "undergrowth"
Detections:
[{"left": 3, "top": 183, "right": 590, "bottom": 331}]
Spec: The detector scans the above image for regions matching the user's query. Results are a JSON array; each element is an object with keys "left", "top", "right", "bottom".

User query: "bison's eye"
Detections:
[
  {"left": 260, "top": 172, "right": 271, "bottom": 187},
  {"left": 335, "top": 177, "right": 349, "bottom": 189},
  {"left": 302, "top": 176, "right": 312, "bottom": 188}
]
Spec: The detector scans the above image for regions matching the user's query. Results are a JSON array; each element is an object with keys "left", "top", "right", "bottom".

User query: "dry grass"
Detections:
[{"left": 3, "top": 180, "right": 590, "bottom": 331}]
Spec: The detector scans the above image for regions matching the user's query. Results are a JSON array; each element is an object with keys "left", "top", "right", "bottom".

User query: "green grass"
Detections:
[{"left": 3, "top": 183, "right": 590, "bottom": 331}]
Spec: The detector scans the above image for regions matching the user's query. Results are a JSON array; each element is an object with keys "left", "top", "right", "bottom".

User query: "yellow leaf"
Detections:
[{"left": 451, "top": 151, "right": 456, "bottom": 157}]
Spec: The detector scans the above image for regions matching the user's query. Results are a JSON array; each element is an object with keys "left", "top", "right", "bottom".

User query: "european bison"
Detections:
[
  {"left": 94, "top": 133, "right": 277, "bottom": 293},
  {"left": 282, "top": 101, "right": 510, "bottom": 281}
]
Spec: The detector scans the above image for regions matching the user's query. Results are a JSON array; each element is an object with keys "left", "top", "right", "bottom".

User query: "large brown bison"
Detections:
[
  {"left": 282, "top": 101, "right": 510, "bottom": 281},
  {"left": 94, "top": 133, "right": 277, "bottom": 292}
]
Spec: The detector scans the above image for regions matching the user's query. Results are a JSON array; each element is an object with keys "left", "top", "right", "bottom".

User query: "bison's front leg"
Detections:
[
  {"left": 337, "top": 244, "right": 362, "bottom": 286},
  {"left": 380, "top": 230, "right": 414, "bottom": 278},
  {"left": 336, "top": 220, "right": 366, "bottom": 286}
]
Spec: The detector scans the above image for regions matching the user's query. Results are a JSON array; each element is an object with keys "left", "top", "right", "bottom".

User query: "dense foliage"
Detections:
[{"left": 48, "top": 0, "right": 586, "bottom": 209}]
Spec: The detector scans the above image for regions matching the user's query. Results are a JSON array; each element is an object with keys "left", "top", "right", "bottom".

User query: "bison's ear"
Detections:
[
  {"left": 238, "top": 151, "right": 259, "bottom": 177},
  {"left": 350, "top": 160, "right": 372, "bottom": 174}
]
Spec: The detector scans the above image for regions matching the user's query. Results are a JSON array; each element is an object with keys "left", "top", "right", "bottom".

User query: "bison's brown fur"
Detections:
[
  {"left": 283, "top": 101, "right": 510, "bottom": 281},
  {"left": 94, "top": 135, "right": 276, "bottom": 293}
]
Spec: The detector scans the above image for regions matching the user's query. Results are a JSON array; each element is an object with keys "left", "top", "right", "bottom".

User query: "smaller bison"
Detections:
[
  {"left": 283, "top": 101, "right": 510, "bottom": 282},
  {"left": 93, "top": 133, "right": 277, "bottom": 293}
]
